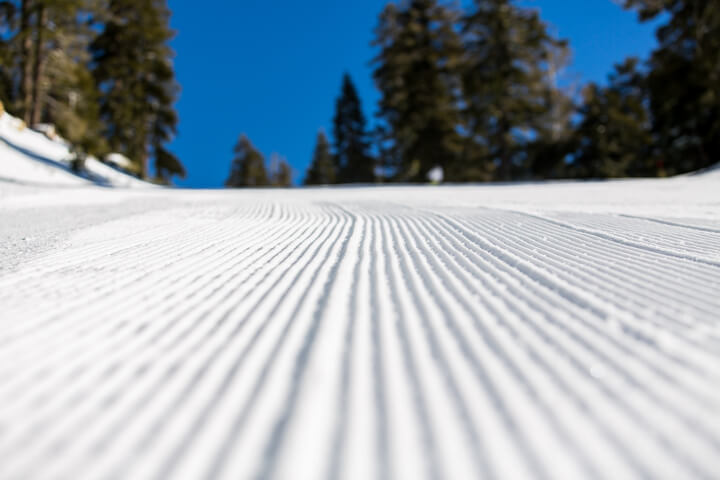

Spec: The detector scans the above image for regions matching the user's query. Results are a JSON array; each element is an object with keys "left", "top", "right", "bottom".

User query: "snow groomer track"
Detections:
[{"left": 1, "top": 177, "right": 719, "bottom": 480}]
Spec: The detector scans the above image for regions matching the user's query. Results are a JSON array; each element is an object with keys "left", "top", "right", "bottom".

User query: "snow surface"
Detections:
[
  {"left": 0, "top": 112, "right": 151, "bottom": 189},
  {"left": 1, "top": 123, "right": 720, "bottom": 479}
]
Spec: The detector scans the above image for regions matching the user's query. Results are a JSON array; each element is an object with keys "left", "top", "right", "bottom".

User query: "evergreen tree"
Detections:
[
  {"left": 154, "top": 146, "right": 185, "bottom": 183},
  {"left": 0, "top": 2, "right": 17, "bottom": 106},
  {"left": 48, "top": 58, "right": 108, "bottom": 171},
  {"left": 149, "top": 58, "right": 184, "bottom": 182},
  {"left": 40, "top": 1, "right": 108, "bottom": 165},
  {"left": 90, "top": 0, "right": 183, "bottom": 180},
  {"left": 622, "top": 0, "right": 720, "bottom": 174},
  {"left": 225, "top": 134, "right": 268, "bottom": 187},
  {"left": 304, "top": 130, "right": 336, "bottom": 185},
  {"left": 372, "top": 0, "right": 463, "bottom": 182},
  {"left": 19, "top": 0, "right": 33, "bottom": 123},
  {"left": 526, "top": 44, "right": 576, "bottom": 179},
  {"left": 332, "top": 73, "right": 374, "bottom": 183},
  {"left": 571, "top": 58, "right": 654, "bottom": 178},
  {"left": 0, "top": 0, "right": 105, "bottom": 133},
  {"left": 269, "top": 153, "right": 292, "bottom": 187},
  {"left": 461, "top": 0, "right": 571, "bottom": 181}
]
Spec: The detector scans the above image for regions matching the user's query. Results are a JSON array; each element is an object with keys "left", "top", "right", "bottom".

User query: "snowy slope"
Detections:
[
  {"left": 1, "top": 165, "right": 719, "bottom": 478},
  {"left": 0, "top": 112, "right": 150, "bottom": 188}
]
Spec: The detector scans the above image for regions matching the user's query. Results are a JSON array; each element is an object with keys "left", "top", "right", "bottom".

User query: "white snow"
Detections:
[
  {"left": 427, "top": 165, "right": 444, "bottom": 183},
  {"left": 106, "top": 152, "right": 134, "bottom": 170},
  {"left": 0, "top": 112, "right": 150, "bottom": 188},
  {"left": 1, "top": 119, "right": 720, "bottom": 479}
]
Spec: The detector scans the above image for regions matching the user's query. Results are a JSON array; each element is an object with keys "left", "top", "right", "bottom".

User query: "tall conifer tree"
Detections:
[
  {"left": 332, "top": 73, "right": 374, "bottom": 183},
  {"left": 461, "top": 0, "right": 570, "bottom": 181},
  {"left": 305, "top": 130, "right": 336, "bottom": 185},
  {"left": 269, "top": 153, "right": 292, "bottom": 187},
  {"left": 572, "top": 58, "right": 654, "bottom": 178},
  {"left": 622, "top": 0, "right": 720, "bottom": 174},
  {"left": 0, "top": 2, "right": 18, "bottom": 107},
  {"left": 226, "top": 134, "right": 268, "bottom": 187},
  {"left": 42, "top": 0, "right": 107, "bottom": 163},
  {"left": 1, "top": 0, "right": 105, "bottom": 137},
  {"left": 372, "top": 0, "right": 463, "bottom": 182},
  {"left": 90, "top": 0, "right": 183, "bottom": 180}
]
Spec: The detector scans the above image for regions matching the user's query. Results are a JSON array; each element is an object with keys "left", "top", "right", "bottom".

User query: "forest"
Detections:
[
  {"left": 0, "top": 0, "right": 183, "bottom": 183},
  {"left": 1, "top": 0, "right": 718, "bottom": 187},
  {"left": 232, "top": 0, "right": 720, "bottom": 186}
]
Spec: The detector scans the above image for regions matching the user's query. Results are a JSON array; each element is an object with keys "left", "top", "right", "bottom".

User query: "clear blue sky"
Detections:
[{"left": 168, "top": 0, "right": 659, "bottom": 188}]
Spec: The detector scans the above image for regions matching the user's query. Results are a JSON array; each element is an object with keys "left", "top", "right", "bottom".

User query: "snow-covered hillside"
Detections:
[
  {"left": 1, "top": 129, "right": 719, "bottom": 479},
  {"left": 0, "top": 112, "right": 150, "bottom": 188}
]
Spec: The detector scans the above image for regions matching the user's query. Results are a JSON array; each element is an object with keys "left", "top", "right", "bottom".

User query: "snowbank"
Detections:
[{"left": 0, "top": 112, "right": 151, "bottom": 188}]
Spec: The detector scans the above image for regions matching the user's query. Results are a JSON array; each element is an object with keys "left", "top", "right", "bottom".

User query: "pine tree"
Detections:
[
  {"left": 622, "top": 0, "right": 720, "bottom": 174},
  {"left": 526, "top": 44, "right": 576, "bottom": 179},
  {"left": 332, "top": 73, "right": 374, "bottom": 183},
  {"left": 90, "top": 0, "right": 183, "bottom": 180},
  {"left": 0, "top": 2, "right": 17, "bottom": 106},
  {"left": 461, "top": 0, "right": 571, "bottom": 181},
  {"left": 154, "top": 145, "right": 185, "bottom": 183},
  {"left": 269, "top": 153, "right": 292, "bottom": 187},
  {"left": 571, "top": 58, "right": 654, "bottom": 178},
  {"left": 304, "top": 130, "right": 336, "bottom": 185},
  {"left": 41, "top": 1, "right": 108, "bottom": 164},
  {"left": 19, "top": 0, "right": 32, "bottom": 123},
  {"left": 225, "top": 134, "right": 268, "bottom": 187},
  {"left": 372, "top": 0, "right": 463, "bottom": 182},
  {"left": 149, "top": 57, "right": 184, "bottom": 182},
  {"left": 0, "top": 0, "right": 106, "bottom": 133}
]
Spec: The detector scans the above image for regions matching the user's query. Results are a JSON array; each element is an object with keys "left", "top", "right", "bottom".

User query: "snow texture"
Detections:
[
  {"left": 0, "top": 112, "right": 150, "bottom": 189},
  {"left": 1, "top": 117, "right": 720, "bottom": 479}
]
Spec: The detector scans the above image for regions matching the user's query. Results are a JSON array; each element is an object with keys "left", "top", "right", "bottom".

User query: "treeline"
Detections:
[
  {"left": 225, "top": 135, "right": 292, "bottom": 187},
  {"left": 225, "top": 73, "right": 373, "bottom": 189},
  {"left": 297, "top": 0, "right": 719, "bottom": 186},
  {"left": 0, "top": 0, "right": 185, "bottom": 183}
]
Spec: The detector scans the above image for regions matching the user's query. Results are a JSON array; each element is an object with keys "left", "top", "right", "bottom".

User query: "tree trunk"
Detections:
[
  {"left": 30, "top": 4, "right": 47, "bottom": 126},
  {"left": 140, "top": 151, "right": 148, "bottom": 180},
  {"left": 499, "top": 118, "right": 511, "bottom": 182},
  {"left": 20, "top": 0, "right": 33, "bottom": 125}
]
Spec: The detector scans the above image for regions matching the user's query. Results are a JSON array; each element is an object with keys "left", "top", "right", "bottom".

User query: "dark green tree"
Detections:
[
  {"left": 148, "top": 58, "right": 184, "bottom": 182},
  {"left": 461, "top": 0, "right": 571, "bottom": 181},
  {"left": 0, "top": 0, "right": 106, "bottom": 130},
  {"left": 269, "top": 153, "right": 292, "bottom": 187},
  {"left": 372, "top": 0, "right": 463, "bottom": 182},
  {"left": 526, "top": 45, "right": 576, "bottom": 179},
  {"left": 304, "top": 130, "right": 336, "bottom": 185},
  {"left": 90, "top": 0, "right": 183, "bottom": 180},
  {"left": 0, "top": 1, "right": 16, "bottom": 106},
  {"left": 18, "top": 0, "right": 33, "bottom": 123},
  {"left": 226, "top": 134, "right": 268, "bottom": 187},
  {"left": 622, "top": 0, "right": 720, "bottom": 174},
  {"left": 332, "top": 73, "right": 374, "bottom": 183},
  {"left": 42, "top": 1, "right": 108, "bottom": 167},
  {"left": 48, "top": 59, "right": 108, "bottom": 171},
  {"left": 154, "top": 146, "right": 185, "bottom": 184},
  {"left": 571, "top": 58, "right": 654, "bottom": 178}
]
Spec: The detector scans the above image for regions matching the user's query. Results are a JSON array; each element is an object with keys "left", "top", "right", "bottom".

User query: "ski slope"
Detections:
[{"left": 1, "top": 131, "right": 720, "bottom": 479}]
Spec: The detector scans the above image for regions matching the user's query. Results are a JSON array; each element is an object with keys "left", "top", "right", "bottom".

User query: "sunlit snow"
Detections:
[{"left": 1, "top": 112, "right": 719, "bottom": 479}]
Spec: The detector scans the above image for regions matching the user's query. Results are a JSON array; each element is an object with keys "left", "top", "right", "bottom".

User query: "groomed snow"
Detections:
[{"left": 1, "top": 131, "right": 719, "bottom": 479}]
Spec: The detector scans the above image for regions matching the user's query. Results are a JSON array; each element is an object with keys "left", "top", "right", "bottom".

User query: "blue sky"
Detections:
[{"left": 168, "top": 0, "right": 659, "bottom": 188}]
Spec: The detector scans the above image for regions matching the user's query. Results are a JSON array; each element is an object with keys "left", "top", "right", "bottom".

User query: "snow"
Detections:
[
  {"left": 1, "top": 121, "right": 720, "bottom": 479},
  {"left": 427, "top": 165, "right": 444, "bottom": 183},
  {"left": 0, "top": 112, "right": 150, "bottom": 188},
  {"left": 105, "top": 152, "right": 134, "bottom": 169}
]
